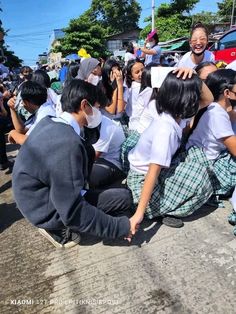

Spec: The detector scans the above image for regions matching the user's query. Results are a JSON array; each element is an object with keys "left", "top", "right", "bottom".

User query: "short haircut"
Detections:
[
  {"left": 156, "top": 72, "right": 202, "bottom": 119},
  {"left": 21, "top": 81, "right": 47, "bottom": 107},
  {"left": 31, "top": 69, "right": 51, "bottom": 88},
  {"left": 205, "top": 69, "right": 236, "bottom": 101},
  {"left": 61, "top": 79, "right": 97, "bottom": 113},
  {"left": 195, "top": 61, "right": 217, "bottom": 75}
]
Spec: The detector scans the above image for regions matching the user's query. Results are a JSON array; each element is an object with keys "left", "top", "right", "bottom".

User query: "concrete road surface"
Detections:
[{"left": 0, "top": 143, "right": 235, "bottom": 314}]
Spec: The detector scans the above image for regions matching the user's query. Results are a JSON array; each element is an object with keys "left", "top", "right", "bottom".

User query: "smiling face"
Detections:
[{"left": 190, "top": 28, "right": 208, "bottom": 56}]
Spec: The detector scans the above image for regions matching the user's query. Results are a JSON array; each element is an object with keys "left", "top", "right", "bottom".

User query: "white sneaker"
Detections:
[{"left": 38, "top": 228, "right": 81, "bottom": 248}]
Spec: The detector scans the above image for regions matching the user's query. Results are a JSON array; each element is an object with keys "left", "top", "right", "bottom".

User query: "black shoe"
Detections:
[
  {"left": 38, "top": 228, "right": 81, "bottom": 248},
  {"left": 0, "top": 160, "right": 14, "bottom": 171},
  {"left": 162, "top": 216, "right": 184, "bottom": 228}
]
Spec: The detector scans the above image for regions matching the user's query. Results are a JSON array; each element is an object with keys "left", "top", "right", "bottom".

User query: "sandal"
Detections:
[{"left": 162, "top": 216, "right": 184, "bottom": 228}]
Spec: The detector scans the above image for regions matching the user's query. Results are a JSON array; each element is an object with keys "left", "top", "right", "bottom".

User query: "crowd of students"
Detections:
[{"left": 1, "top": 22, "right": 236, "bottom": 248}]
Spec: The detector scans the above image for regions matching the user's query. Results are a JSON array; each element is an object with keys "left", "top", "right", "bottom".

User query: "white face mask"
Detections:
[
  {"left": 149, "top": 41, "right": 156, "bottom": 48},
  {"left": 87, "top": 73, "right": 100, "bottom": 86},
  {"left": 85, "top": 105, "right": 102, "bottom": 128}
]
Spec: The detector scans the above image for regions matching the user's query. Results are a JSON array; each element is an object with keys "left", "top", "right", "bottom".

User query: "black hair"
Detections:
[
  {"left": 61, "top": 79, "right": 97, "bottom": 113},
  {"left": 149, "top": 33, "right": 159, "bottom": 45},
  {"left": 205, "top": 69, "right": 236, "bottom": 101},
  {"left": 140, "top": 62, "right": 159, "bottom": 101},
  {"left": 21, "top": 81, "right": 47, "bottom": 107},
  {"left": 126, "top": 42, "right": 134, "bottom": 54},
  {"left": 101, "top": 58, "right": 121, "bottom": 102},
  {"left": 31, "top": 69, "right": 51, "bottom": 88},
  {"left": 64, "top": 63, "right": 80, "bottom": 88},
  {"left": 195, "top": 61, "right": 217, "bottom": 76},
  {"left": 190, "top": 22, "right": 209, "bottom": 39},
  {"left": 96, "top": 85, "right": 110, "bottom": 108},
  {"left": 124, "top": 58, "right": 143, "bottom": 88},
  {"left": 140, "top": 62, "right": 159, "bottom": 92},
  {"left": 156, "top": 72, "right": 202, "bottom": 119},
  {"left": 20, "top": 66, "right": 32, "bottom": 74}
]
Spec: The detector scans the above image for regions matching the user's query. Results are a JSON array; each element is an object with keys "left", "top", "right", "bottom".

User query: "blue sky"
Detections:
[{"left": 1, "top": 0, "right": 219, "bottom": 66}]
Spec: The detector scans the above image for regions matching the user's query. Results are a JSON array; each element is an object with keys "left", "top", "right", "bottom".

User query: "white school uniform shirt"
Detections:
[
  {"left": 47, "top": 88, "right": 59, "bottom": 109},
  {"left": 128, "top": 112, "right": 183, "bottom": 174},
  {"left": 129, "top": 86, "right": 153, "bottom": 131},
  {"left": 226, "top": 60, "right": 236, "bottom": 71},
  {"left": 92, "top": 115, "right": 125, "bottom": 169},
  {"left": 125, "top": 81, "right": 141, "bottom": 117},
  {"left": 137, "top": 98, "right": 158, "bottom": 134},
  {"left": 124, "top": 52, "right": 135, "bottom": 65},
  {"left": 187, "top": 102, "right": 234, "bottom": 160},
  {"left": 26, "top": 101, "right": 56, "bottom": 135},
  {"left": 177, "top": 50, "right": 215, "bottom": 69}
]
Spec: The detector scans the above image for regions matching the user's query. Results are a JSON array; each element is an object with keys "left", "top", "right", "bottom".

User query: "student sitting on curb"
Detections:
[{"left": 12, "top": 80, "right": 134, "bottom": 248}]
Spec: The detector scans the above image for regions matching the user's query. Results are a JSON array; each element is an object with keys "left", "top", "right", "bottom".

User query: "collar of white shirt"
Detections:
[{"left": 52, "top": 111, "right": 81, "bottom": 136}]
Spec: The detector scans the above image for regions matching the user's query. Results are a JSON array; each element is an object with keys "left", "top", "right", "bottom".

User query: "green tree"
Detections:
[
  {"left": 140, "top": 0, "right": 200, "bottom": 41},
  {"left": 3, "top": 48, "right": 22, "bottom": 68},
  {"left": 141, "top": 14, "right": 192, "bottom": 42},
  {"left": 217, "top": 0, "right": 234, "bottom": 22},
  {"left": 91, "top": 0, "right": 141, "bottom": 35},
  {"left": 55, "top": 0, "right": 141, "bottom": 57},
  {"left": 192, "top": 11, "right": 219, "bottom": 26},
  {"left": 158, "top": 0, "right": 199, "bottom": 17},
  {"left": 54, "top": 11, "right": 107, "bottom": 58},
  {"left": 0, "top": 10, "right": 22, "bottom": 68}
]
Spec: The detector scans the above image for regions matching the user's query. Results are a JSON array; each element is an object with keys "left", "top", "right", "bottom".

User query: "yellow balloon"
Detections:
[{"left": 78, "top": 48, "right": 88, "bottom": 57}]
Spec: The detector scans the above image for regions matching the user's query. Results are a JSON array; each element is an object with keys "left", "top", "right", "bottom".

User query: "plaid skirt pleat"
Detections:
[
  {"left": 211, "top": 151, "right": 236, "bottom": 195},
  {"left": 120, "top": 130, "right": 140, "bottom": 174},
  {"left": 127, "top": 146, "right": 214, "bottom": 219}
]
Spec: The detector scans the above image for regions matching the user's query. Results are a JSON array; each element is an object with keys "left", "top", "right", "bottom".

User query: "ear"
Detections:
[
  {"left": 224, "top": 88, "right": 230, "bottom": 98},
  {"left": 80, "top": 99, "right": 88, "bottom": 111}
]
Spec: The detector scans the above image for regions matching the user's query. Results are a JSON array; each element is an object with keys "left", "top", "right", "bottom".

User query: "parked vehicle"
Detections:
[{"left": 209, "top": 28, "right": 236, "bottom": 64}]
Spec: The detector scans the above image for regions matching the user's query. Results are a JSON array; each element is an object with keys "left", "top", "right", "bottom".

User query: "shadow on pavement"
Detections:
[
  {"left": 80, "top": 218, "right": 162, "bottom": 247},
  {"left": 182, "top": 205, "right": 219, "bottom": 222},
  {"left": 0, "top": 180, "right": 12, "bottom": 193},
  {"left": 0, "top": 202, "right": 23, "bottom": 233}
]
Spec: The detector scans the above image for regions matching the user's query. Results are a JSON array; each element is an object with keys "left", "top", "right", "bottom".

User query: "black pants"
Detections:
[
  {"left": 84, "top": 187, "right": 133, "bottom": 216},
  {"left": 0, "top": 119, "right": 8, "bottom": 165},
  {"left": 89, "top": 158, "right": 126, "bottom": 189}
]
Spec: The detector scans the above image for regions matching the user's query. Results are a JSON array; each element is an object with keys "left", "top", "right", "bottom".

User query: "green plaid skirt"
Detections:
[
  {"left": 120, "top": 130, "right": 140, "bottom": 174},
  {"left": 127, "top": 146, "right": 214, "bottom": 219},
  {"left": 211, "top": 151, "right": 236, "bottom": 195}
]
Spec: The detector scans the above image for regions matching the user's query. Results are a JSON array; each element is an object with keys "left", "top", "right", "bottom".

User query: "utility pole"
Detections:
[
  {"left": 152, "top": 0, "right": 155, "bottom": 31},
  {"left": 230, "top": 0, "right": 236, "bottom": 28}
]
